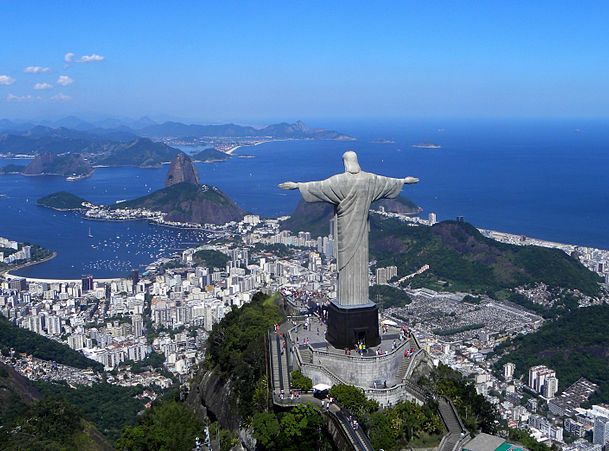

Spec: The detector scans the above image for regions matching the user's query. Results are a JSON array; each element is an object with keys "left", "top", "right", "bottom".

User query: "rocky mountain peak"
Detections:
[{"left": 166, "top": 152, "right": 200, "bottom": 187}]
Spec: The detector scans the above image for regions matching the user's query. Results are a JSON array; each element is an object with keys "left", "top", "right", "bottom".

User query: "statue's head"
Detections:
[{"left": 342, "top": 151, "right": 361, "bottom": 174}]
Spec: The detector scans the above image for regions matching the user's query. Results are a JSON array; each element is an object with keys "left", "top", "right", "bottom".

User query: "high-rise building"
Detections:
[
  {"left": 503, "top": 362, "right": 516, "bottom": 381},
  {"left": 529, "top": 365, "right": 556, "bottom": 394},
  {"left": 46, "top": 315, "right": 61, "bottom": 336},
  {"left": 131, "top": 270, "right": 140, "bottom": 294},
  {"left": 376, "top": 267, "right": 388, "bottom": 285},
  {"left": 81, "top": 274, "right": 94, "bottom": 292},
  {"left": 428, "top": 212, "right": 437, "bottom": 225},
  {"left": 132, "top": 314, "right": 144, "bottom": 338},
  {"left": 593, "top": 416, "right": 609, "bottom": 446},
  {"left": 544, "top": 376, "right": 559, "bottom": 399}
]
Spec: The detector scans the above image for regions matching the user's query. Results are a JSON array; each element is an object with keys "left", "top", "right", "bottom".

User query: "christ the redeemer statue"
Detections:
[{"left": 280, "top": 150, "right": 418, "bottom": 348}]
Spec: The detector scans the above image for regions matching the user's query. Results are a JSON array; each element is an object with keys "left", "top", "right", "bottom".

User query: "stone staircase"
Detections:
[
  {"left": 437, "top": 396, "right": 468, "bottom": 451},
  {"left": 298, "top": 346, "right": 313, "bottom": 364},
  {"left": 438, "top": 397, "right": 463, "bottom": 433},
  {"left": 269, "top": 332, "right": 290, "bottom": 394}
]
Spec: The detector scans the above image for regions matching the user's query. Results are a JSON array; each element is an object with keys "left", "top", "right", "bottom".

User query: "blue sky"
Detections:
[{"left": 1, "top": 1, "right": 608, "bottom": 122}]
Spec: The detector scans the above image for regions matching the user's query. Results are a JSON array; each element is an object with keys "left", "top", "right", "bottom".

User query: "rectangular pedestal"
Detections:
[{"left": 325, "top": 301, "right": 380, "bottom": 349}]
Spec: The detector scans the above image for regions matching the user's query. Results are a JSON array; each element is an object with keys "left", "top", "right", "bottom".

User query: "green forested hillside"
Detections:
[
  {"left": 35, "top": 382, "right": 148, "bottom": 441},
  {"left": 37, "top": 191, "right": 88, "bottom": 210},
  {"left": 369, "top": 284, "right": 412, "bottom": 308},
  {"left": 114, "top": 182, "right": 245, "bottom": 225},
  {"left": 191, "top": 147, "right": 230, "bottom": 162},
  {"left": 206, "top": 292, "right": 283, "bottom": 419},
  {"left": 371, "top": 218, "right": 601, "bottom": 297},
  {"left": 0, "top": 314, "right": 103, "bottom": 371},
  {"left": 0, "top": 363, "right": 112, "bottom": 450}
]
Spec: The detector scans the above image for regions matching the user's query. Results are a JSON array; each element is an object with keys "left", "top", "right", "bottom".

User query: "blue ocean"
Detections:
[{"left": 1, "top": 119, "right": 608, "bottom": 279}]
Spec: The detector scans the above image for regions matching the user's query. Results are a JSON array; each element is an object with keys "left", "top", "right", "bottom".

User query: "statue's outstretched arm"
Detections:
[{"left": 278, "top": 181, "right": 299, "bottom": 190}]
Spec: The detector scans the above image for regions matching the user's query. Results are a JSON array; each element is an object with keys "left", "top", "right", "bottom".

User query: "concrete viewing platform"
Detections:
[{"left": 275, "top": 312, "right": 431, "bottom": 408}]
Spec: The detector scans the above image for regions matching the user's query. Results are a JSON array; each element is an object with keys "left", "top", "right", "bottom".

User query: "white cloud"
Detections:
[
  {"left": 64, "top": 52, "right": 105, "bottom": 65},
  {"left": 6, "top": 93, "right": 34, "bottom": 102},
  {"left": 0, "top": 75, "right": 15, "bottom": 86},
  {"left": 78, "top": 53, "right": 105, "bottom": 63},
  {"left": 24, "top": 66, "right": 51, "bottom": 74},
  {"left": 57, "top": 75, "right": 74, "bottom": 86},
  {"left": 50, "top": 93, "right": 71, "bottom": 101},
  {"left": 34, "top": 82, "right": 53, "bottom": 90}
]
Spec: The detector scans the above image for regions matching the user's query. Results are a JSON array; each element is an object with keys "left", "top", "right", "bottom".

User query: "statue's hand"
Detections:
[
  {"left": 404, "top": 176, "right": 419, "bottom": 184},
  {"left": 279, "top": 181, "right": 299, "bottom": 190}
]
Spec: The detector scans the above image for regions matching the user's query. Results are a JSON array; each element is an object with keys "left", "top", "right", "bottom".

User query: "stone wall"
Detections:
[{"left": 311, "top": 344, "right": 405, "bottom": 388}]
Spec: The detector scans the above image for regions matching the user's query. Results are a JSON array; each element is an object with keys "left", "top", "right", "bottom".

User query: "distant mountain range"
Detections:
[
  {"left": 0, "top": 118, "right": 353, "bottom": 172},
  {"left": 136, "top": 120, "right": 354, "bottom": 140},
  {"left": 0, "top": 118, "right": 353, "bottom": 148}
]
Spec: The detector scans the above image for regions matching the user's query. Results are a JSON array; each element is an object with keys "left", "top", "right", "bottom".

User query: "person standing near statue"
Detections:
[{"left": 279, "top": 151, "right": 418, "bottom": 348}]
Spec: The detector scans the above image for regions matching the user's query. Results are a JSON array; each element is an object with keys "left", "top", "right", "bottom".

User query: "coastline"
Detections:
[{"left": 2, "top": 251, "right": 58, "bottom": 278}]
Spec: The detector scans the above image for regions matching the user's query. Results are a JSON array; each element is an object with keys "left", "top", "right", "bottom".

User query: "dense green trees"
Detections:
[
  {"left": 0, "top": 398, "right": 109, "bottom": 450},
  {"left": 206, "top": 292, "right": 283, "bottom": 419},
  {"left": 508, "top": 428, "right": 552, "bottom": 451},
  {"left": 192, "top": 249, "right": 229, "bottom": 269},
  {"left": 329, "top": 384, "right": 379, "bottom": 426},
  {"left": 0, "top": 314, "right": 103, "bottom": 371},
  {"left": 369, "top": 401, "right": 443, "bottom": 451},
  {"left": 290, "top": 370, "right": 313, "bottom": 390},
  {"left": 371, "top": 218, "right": 601, "bottom": 297},
  {"left": 369, "top": 284, "right": 412, "bottom": 308},
  {"left": 37, "top": 191, "right": 88, "bottom": 210},
  {"left": 116, "top": 400, "right": 204, "bottom": 451},
  {"left": 328, "top": 383, "right": 443, "bottom": 450},
  {"left": 420, "top": 364, "right": 498, "bottom": 434},
  {"left": 35, "top": 382, "right": 147, "bottom": 440},
  {"left": 252, "top": 403, "right": 326, "bottom": 451}
]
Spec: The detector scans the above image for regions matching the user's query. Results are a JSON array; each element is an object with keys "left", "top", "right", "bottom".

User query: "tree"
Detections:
[
  {"left": 252, "top": 412, "right": 280, "bottom": 449},
  {"left": 290, "top": 370, "right": 313, "bottom": 390},
  {"left": 277, "top": 403, "right": 323, "bottom": 450},
  {"left": 116, "top": 400, "right": 204, "bottom": 451},
  {"left": 329, "top": 384, "right": 379, "bottom": 424}
]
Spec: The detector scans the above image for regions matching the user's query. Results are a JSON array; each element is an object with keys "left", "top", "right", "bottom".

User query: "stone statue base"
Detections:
[{"left": 326, "top": 301, "right": 380, "bottom": 349}]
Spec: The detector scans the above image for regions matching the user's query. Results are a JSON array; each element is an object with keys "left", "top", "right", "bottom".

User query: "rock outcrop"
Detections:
[
  {"left": 166, "top": 152, "right": 200, "bottom": 187},
  {"left": 187, "top": 369, "right": 241, "bottom": 430}
]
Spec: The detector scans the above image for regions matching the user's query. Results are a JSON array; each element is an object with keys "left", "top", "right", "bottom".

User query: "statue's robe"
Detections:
[{"left": 298, "top": 171, "right": 404, "bottom": 307}]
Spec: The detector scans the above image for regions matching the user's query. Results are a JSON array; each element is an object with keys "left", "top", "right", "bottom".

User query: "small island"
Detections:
[
  {"left": 370, "top": 138, "right": 396, "bottom": 144},
  {"left": 190, "top": 147, "right": 231, "bottom": 163},
  {"left": 412, "top": 143, "right": 442, "bottom": 149}
]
